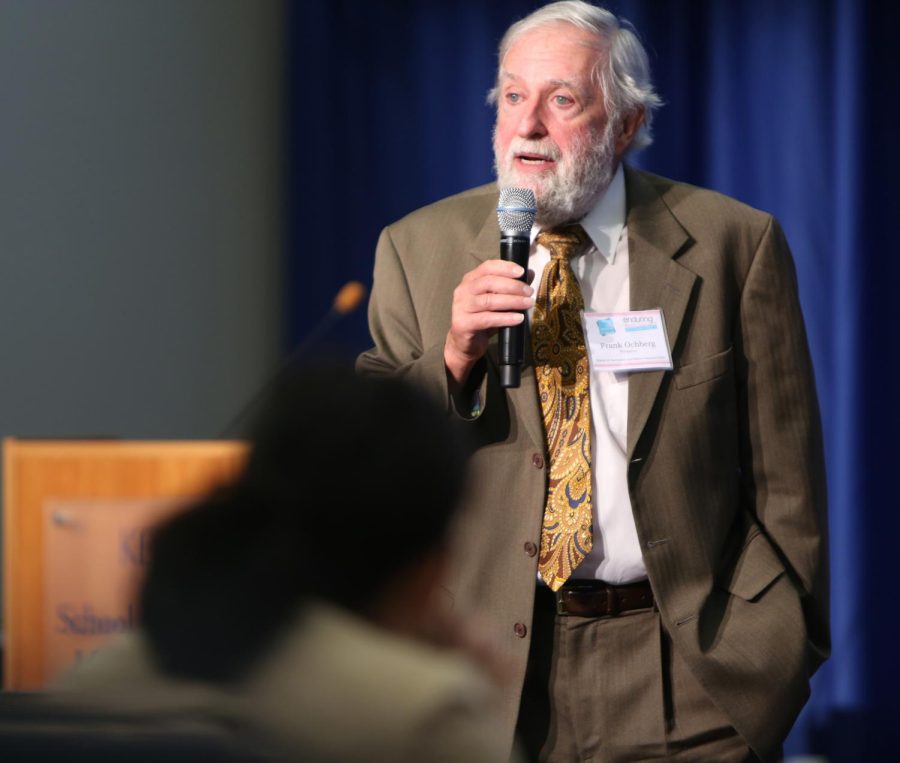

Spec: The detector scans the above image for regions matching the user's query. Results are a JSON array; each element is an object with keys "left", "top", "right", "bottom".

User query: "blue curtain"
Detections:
[{"left": 287, "top": 1, "right": 900, "bottom": 758}]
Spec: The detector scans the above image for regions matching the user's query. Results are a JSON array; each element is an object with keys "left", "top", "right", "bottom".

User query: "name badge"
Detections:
[{"left": 582, "top": 309, "right": 673, "bottom": 373}]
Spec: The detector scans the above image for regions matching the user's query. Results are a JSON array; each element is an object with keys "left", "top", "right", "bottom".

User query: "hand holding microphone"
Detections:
[{"left": 443, "top": 188, "right": 536, "bottom": 390}]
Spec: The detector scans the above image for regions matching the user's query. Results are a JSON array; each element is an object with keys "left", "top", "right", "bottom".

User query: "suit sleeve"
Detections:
[
  {"left": 357, "top": 225, "right": 489, "bottom": 419},
  {"left": 357, "top": 225, "right": 447, "bottom": 388},
  {"left": 736, "top": 215, "right": 830, "bottom": 672}
]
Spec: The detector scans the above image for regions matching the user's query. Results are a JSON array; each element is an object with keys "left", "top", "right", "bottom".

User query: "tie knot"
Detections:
[{"left": 535, "top": 224, "right": 589, "bottom": 260}]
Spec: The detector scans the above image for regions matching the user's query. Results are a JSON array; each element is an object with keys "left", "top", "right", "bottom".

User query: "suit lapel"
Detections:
[
  {"left": 468, "top": 202, "right": 546, "bottom": 452},
  {"left": 625, "top": 167, "right": 697, "bottom": 459},
  {"left": 468, "top": 204, "right": 499, "bottom": 265}
]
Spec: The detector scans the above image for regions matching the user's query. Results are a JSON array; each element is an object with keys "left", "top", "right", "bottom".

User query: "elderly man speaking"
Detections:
[{"left": 359, "top": 2, "right": 829, "bottom": 761}]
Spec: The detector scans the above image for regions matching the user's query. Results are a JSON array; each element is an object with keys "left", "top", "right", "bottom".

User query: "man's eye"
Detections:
[
  {"left": 554, "top": 95, "right": 573, "bottom": 106},
  {"left": 506, "top": 92, "right": 521, "bottom": 103}
]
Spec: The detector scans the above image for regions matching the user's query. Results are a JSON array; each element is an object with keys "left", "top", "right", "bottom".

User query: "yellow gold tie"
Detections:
[{"left": 531, "top": 225, "right": 592, "bottom": 591}]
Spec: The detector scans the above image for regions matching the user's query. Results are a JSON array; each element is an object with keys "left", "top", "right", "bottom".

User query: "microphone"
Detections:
[
  {"left": 497, "top": 187, "right": 537, "bottom": 388},
  {"left": 286, "top": 281, "right": 367, "bottom": 360},
  {"left": 332, "top": 281, "right": 367, "bottom": 315},
  {"left": 220, "top": 280, "right": 368, "bottom": 436}
]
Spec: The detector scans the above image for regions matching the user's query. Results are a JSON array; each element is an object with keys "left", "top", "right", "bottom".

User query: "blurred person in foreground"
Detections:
[
  {"left": 58, "top": 367, "right": 516, "bottom": 762},
  {"left": 358, "top": 2, "right": 829, "bottom": 760}
]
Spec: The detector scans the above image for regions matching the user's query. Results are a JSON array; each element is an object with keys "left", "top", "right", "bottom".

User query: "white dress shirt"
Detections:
[{"left": 529, "top": 165, "right": 647, "bottom": 584}]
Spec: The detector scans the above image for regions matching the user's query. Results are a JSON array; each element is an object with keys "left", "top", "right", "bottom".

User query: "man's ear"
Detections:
[{"left": 615, "top": 106, "right": 645, "bottom": 159}]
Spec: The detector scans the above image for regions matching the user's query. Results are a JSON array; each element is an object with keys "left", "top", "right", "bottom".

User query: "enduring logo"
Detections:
[{"left": 597, "top": 318, "right": 616, "bottom": 336}]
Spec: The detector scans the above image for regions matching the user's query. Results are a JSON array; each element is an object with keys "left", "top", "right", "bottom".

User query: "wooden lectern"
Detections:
[{"left": 2, "top": 439, "right": 248, "bottom": 689}]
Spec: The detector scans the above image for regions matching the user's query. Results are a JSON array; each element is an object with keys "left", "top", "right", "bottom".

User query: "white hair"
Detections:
[{"left": 487, "top": 1, "right": 662, "bottom": 152}]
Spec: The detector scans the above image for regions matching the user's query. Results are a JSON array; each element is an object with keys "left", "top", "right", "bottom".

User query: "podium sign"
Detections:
[
  {"left": 3, "top": 439, "right": 247, "bottom": 689},
  {"left": 41, "top": 497, "right": 185, "bottom": 682}
]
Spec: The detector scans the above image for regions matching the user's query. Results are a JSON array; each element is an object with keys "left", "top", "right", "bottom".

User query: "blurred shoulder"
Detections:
[
  {"left": 53, "top": 632, "right": 231, "bottom": 715},
  {"left": 247, "top": 603, "right": 511, "bottom": 762}
]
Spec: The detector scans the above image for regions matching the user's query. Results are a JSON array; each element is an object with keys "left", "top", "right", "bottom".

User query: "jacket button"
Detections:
[
  {"left": 532, "top": 453, "right": 544, "bottom": 468},
  {"left": 524, "top": 541, "right": 538, "bottom": 557},
  {"left": 513, "top": 622, "right": 527, "bottom": 638}
]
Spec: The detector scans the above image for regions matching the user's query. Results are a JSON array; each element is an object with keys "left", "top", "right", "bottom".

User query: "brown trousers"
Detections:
[{"left": 515, "top": 588, "right": 761, "bottom": 762}]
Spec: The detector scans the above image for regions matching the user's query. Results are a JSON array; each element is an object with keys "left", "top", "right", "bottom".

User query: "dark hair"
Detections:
[{"left": 140, "top": 367, "right": 468, "bottom": 682}]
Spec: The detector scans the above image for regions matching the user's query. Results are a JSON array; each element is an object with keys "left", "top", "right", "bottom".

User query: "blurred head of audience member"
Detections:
[
  {"left": 44, "top": 368, "right": 517, "bottom": 761},
  {"left": 140, "top": 366, "right": 469, "bottom": 683}
]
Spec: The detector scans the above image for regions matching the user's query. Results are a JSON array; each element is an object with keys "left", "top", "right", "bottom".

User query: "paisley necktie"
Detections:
[{"left": 531, "top": 225, "right": 593, "bottom": 591}]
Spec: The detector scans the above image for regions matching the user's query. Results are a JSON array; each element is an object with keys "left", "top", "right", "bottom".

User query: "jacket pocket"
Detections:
[
  {"left": 722, "top": 530, "right": 786, "bottom": 602},
  {"left": 673, "top": 345, "right": 733, "bottom": 390}
]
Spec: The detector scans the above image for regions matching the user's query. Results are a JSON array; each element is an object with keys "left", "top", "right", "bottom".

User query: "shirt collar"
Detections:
[
  {"left": 580, "top": 163, "right": 626, "bottom": 264},
  {"left": 530, "top": 163, "right": 626, "bottom": 264}
]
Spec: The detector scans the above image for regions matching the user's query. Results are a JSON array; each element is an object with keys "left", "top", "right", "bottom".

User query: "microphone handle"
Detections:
[{"left": 498, "top": 233, "right": 531, "bottom": 388}]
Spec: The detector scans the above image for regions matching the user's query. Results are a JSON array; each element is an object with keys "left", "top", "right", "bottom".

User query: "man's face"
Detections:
[{"left": 493, "top": 24, "right": 624, "bottom": 226}]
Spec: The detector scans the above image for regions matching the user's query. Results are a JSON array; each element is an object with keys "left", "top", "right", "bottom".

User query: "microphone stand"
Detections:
[{"left": 219, "top": 281, "right": 366, "bottom": 437}]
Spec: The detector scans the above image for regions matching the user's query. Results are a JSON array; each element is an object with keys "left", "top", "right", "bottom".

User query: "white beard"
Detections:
[{"left": 494, "top": 120, "right": 618, "bottom": 227}]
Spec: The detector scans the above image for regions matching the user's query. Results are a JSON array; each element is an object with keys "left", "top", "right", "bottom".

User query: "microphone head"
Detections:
[
  {"left": 497, "top": 187, "right": 537, "bottom": 235},
  {"left": 333, "top": 281, "right": 367, "bottom": 315}
]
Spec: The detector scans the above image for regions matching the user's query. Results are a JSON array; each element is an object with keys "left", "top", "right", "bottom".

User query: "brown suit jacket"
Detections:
[{"left": 358, "top": 166, "right": 829, "bottom": 761}]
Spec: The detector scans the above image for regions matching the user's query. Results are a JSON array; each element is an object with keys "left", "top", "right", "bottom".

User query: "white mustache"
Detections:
[{"left": 506, "top": 139, "right": 562, "bottom": 162}]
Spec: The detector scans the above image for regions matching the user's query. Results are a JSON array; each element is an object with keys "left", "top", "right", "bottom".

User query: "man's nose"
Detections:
[{"left": 517, "top": 102, "right": 548, "bottom": 139}]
